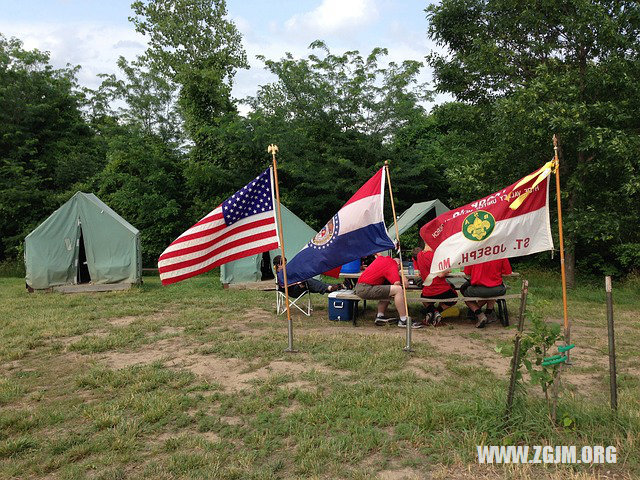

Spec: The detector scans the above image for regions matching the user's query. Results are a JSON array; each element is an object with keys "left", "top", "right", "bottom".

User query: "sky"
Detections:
[{"left": 0, "top": 0, "right": 445, "bottom": 110}]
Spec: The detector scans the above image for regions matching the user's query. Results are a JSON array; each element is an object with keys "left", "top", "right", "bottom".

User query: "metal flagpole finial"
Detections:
[
  {"left": 552, "top": 135, "right": 559, "bottom": 173},
  {"left": 268, "top": 144, "right": 279, "bottom": 156}
]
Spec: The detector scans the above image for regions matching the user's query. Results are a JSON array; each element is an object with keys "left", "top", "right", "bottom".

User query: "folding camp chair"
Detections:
[{"left": 276, "top": 282, "right": 312, "bottom": 316}]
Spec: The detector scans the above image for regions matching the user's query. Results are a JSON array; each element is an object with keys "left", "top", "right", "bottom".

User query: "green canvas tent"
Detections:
[
  {"left": 220, "top": 204, "right": 317, "bottom": 285},
  {"left": 387, "top": 199, "right": 449, "bottom": 241},
  {"left": 25, "top": 192, "right": 141, "bottom": 290}
]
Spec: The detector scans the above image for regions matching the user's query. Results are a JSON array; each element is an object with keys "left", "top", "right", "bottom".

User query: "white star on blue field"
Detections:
[{"left": 222, "top": 169, "right": 273, "bottom": 225}]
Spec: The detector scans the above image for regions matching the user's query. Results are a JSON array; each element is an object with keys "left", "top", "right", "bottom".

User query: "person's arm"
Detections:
[
  {"left": 384, "top": 263, "right": 403, "bottom": 286},
  {"left": 502, "top": 259, "right": 513, "bottom": 275},
  {"left": 463, "top": 265, "right": 472, "bottom": 279}
]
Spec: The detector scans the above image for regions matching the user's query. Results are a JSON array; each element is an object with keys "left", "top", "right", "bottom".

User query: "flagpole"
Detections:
[
  {"left": 269, "top": 144, "right": 296, "bottom": 353},
  {"left": 384, "top": 161, "right": 412, "bottom": 352},
  {"left": 553, "top": 135, "right": 570, "bottom": 359}
]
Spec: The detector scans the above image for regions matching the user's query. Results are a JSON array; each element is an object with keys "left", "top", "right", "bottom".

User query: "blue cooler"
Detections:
[
  {"left": 328, "top": 290, "right": 358, "bottom": 321},
  {"left": 340, "top": 259, "right": 361, "bottom": 274}
]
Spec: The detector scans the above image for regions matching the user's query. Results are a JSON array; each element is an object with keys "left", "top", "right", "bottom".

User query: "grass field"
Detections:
[{"left": 1, "top": 270, "right": 639, "bottom": 479}]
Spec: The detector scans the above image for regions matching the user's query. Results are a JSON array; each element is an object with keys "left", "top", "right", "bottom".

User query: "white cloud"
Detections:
[
  {"left": 284, "top": 0, "right": 378, "bottom": 35},
  {"left": 0, "top": 21, "right": 147, "bottom": 89}
]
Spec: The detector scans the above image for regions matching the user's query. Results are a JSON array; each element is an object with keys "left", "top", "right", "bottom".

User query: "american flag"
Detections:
[{"left": 158, "top": 167, "right": 280, "bottom": 285}]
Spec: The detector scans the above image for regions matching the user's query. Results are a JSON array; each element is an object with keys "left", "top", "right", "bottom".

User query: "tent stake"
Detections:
[{"left": 606, "top": 276, "right": 618, "bottom": 411}]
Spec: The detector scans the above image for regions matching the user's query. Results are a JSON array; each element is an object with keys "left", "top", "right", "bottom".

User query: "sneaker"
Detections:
[
  {"left": 424, "top": 312, "right": 434, "bottom": 326},
  {"left": 475, "top": 312, "right": 488, "bottom": 328},
  {"left": 375, "top": 315, "right": 398, "bottom": 326},
  {"left": 397, "top": 318, "right": 423, "bottom": 329},
  {"left": 432, "top": 311, "right": 443, "bottom": 326},
  {"left": 485, "top": 310, "right": 497, "bottom": 324}
]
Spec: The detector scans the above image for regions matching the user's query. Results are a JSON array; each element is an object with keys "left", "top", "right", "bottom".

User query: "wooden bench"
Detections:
[{"left": 334, "top": 292, "right": 523, "bottom": 327}]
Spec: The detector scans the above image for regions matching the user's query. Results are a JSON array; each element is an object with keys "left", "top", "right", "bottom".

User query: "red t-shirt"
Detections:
[
  {"left": 464, "top": 259, "right": 512, "bottom": 288},
  {"left": 357, "top": 256, "right": 400, "bottom": 286},
  {"left": 416, "top": 250, "right": 453, "bottom": 296}
]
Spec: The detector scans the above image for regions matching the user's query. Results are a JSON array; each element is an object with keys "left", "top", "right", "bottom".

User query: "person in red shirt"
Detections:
[
  {"left": 462, "top": 258, "right": 512, "bottom": 328},
  {"left": 416, "top": 242, "right": 458, "bottom": 326},
  {"left": 355, "top": 253, "right": 417, "bottom": 328}
]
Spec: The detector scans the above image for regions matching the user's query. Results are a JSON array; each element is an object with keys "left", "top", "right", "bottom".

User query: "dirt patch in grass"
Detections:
[
  {"left": 243, "top": 307, "right": 275, "bottom": 320},
  {"left": 406, "top": 357, "right": 444, "bottom": 381},
  {"left": 108, "top": 316, "right": 139, "bottom": 327},
  {"left": 156, "top": 430, "right": 221, "bottom": 444},
  {"left": 107, "top": 308, "right": 177, "bottom": 327},
  {"left": 178, "top": 356, "right": 342, "bottom": 392},
  {"left": 377, "top": 467, "right": 425, "bottom": 479},
  {"left": 426, "top": 329, "right": 512, "bottom": 378},
  {"left": 220, "top": 415, "right": 243, "bottom": 426},
  {"left": 97, "top": 335, "right": 347, "bottom": 393},
  {"left": 99, "top": 337, "right": 193, "bottom": 369},
  {"left": 160, "top": 326, "right": 184, "bottom": 335}
]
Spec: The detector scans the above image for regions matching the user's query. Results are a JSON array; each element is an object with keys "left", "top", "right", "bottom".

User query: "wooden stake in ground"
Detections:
[
  {"left": 269, "top": 144, "right": 296, "bottom": 353},
  {"left": 606, "top": 276, "right": 618, "bottom": 411},
  {"left": 384, "top": 160, "right": 412, "bottom": 352},
  {"left": 553, "top": 135, "right": 571, "bottom": 360},
  {"left": 505, "top": 279, "right": 529, "bottom": 418}
]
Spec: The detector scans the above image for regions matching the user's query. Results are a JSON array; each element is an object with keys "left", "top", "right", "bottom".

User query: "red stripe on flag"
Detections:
[
  {"left": 192, "top": 211, "right": 223, "bottom": 227},
  {"left": 159, "top": 229, "right": 278, "bottom": 274},
  {"left": 160, "top": 242, "right": 280, "bottom": 285},
  {"left": 344, "top": 168, "right": 384, "bottom": 206},
  {"left": 168, "top": 222, "right": 227, "bottom": 247},
  {"left": 158, "top": 167, "right": 279, "bottom": 286},
  {"left": 159, "top": 217, "right": 276, "bottom": 261}
]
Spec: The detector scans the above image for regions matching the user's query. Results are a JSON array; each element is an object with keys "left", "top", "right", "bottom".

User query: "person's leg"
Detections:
[
  {"left": 287, "top": 284, "right": 306, "bottom": 298},
  {"left": 305, "top": 278, "right": 330, "bottom": 294},
  {"left": 421, "top": 301, "right": 436, "bottom": 313},
  {"left": 389, "top": 285, "right": 407, "bottom": 318},
  {"left": 420, "top": 301, "right": 436, "bottom": 324},
  {"left": 465, "top": 284, "right": 506, "bottom": 327},
  {"left": 377, "top": 300, "right": 390, "bottom": 316},
  {"left": 484, "top": 300, "right": 497, "bottom": 321},
  {"left": 465, "top": 300, "right": 481, "bottom": 312}
]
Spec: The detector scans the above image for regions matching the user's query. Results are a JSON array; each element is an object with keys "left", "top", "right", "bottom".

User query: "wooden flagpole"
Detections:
[
  {"left": 269, "top": 144, "right": 296, "bottom": 353},
  {"left": 553, "top": 135, "right": 571, "bottom": 359},
  {"left": 384, "top": 161, "right": 412, "bottom": 352}
]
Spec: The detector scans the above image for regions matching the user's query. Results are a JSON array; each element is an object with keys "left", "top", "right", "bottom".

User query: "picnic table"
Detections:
[{"left": 336, "top": 270, "right": 523, "bottom": 327}]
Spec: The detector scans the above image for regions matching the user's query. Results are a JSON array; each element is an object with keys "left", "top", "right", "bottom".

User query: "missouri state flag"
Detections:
[
  {"left": 420, "top": 162, "right": 555, "bottom": 277},
  {"left": 281, "top": 168, "right": 395, "bottom": 285},
  {"left": 158, "top": 168, "right": 280, "bottom": 285}
]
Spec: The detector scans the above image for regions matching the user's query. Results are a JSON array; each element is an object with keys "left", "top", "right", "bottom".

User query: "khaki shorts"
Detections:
[{"left": 355, "top": 283, "right": 391, "bottom": 300}]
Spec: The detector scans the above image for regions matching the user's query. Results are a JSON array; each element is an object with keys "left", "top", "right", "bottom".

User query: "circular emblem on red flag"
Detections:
[{"left": 462, "top": 210, "right": 495, "bottom": 241}]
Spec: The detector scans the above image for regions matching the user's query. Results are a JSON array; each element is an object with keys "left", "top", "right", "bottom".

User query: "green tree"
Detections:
[
  {"left": 82, "top": 53, "right": 188, "bottom": 265},
  {"left": 93, "top": 56, "right": 183, "bottom": 144},
  {"left": 92, "top": 127, "right": 187, "bottom": 266},
  {"left": 245, "top": 42, "right": 437, "bottom": 229},
  {"left": 130, "top": 0, "right": 248, "bottom": 162},
  {"left": 427, "top": 0, "right": 640, "bottom": 282},
  {"left": 0, "top": 34, "right": 101, "bottom": 259}
]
